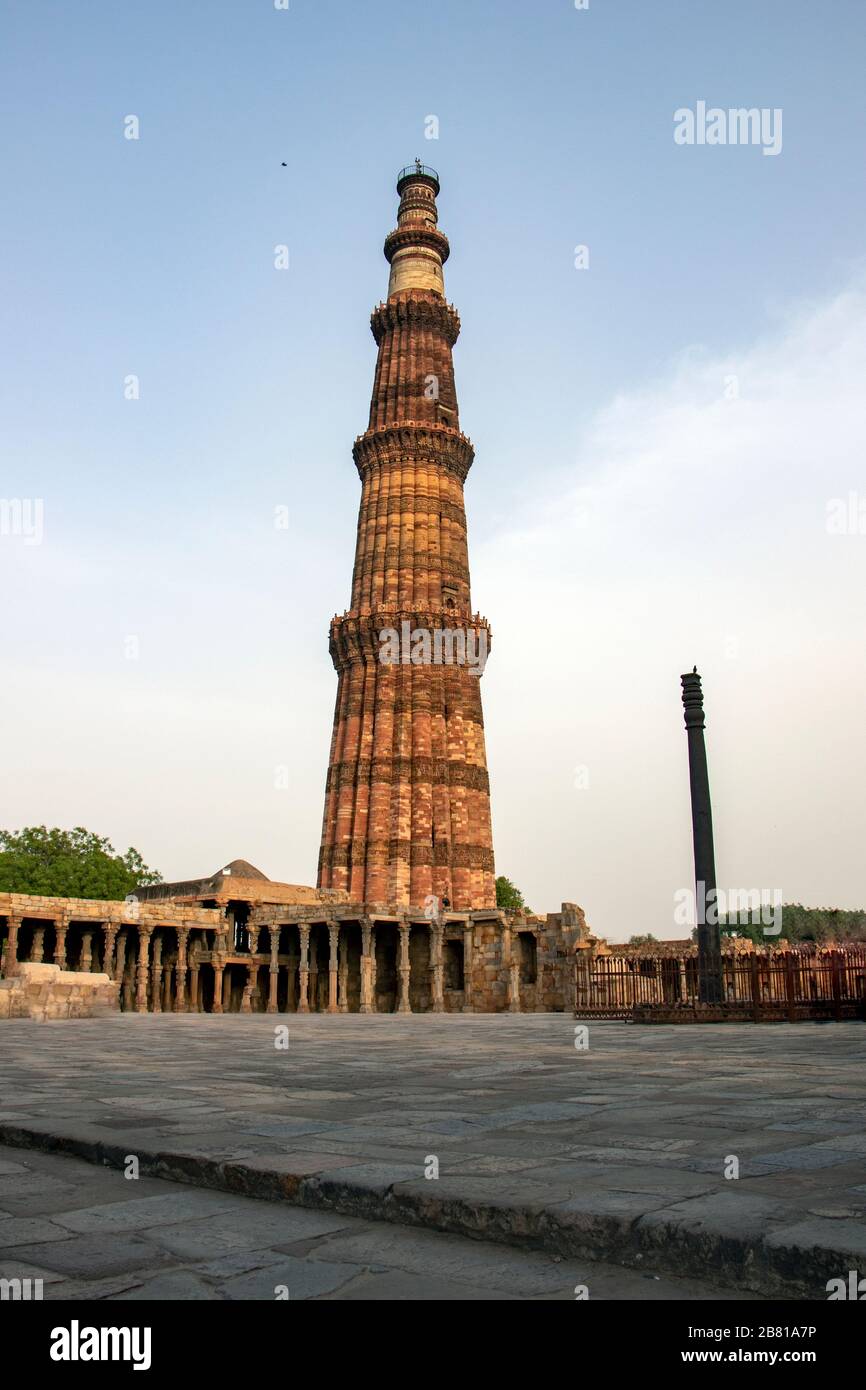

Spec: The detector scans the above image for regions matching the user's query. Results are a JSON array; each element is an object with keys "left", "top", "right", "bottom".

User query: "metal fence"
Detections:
[{"left": 574, "top": 949, "right": 866, "bottom": 1022}]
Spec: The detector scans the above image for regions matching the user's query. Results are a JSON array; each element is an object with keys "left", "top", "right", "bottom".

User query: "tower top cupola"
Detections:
[{"left": 384, "top": 160, "right": 450, "bottom": 298}]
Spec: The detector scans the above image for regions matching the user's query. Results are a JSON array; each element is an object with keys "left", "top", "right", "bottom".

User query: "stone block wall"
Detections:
[
  {"left": 0, "top": 963, "right": 118, "bottom": 1021},
  {"left": 498, "top": 902, "right": 591, "bottom": 1012}
]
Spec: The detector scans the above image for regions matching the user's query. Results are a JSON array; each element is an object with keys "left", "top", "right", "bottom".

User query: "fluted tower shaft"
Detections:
[{"left": 317, "top": 165, "right": 495, "bottom": 911}]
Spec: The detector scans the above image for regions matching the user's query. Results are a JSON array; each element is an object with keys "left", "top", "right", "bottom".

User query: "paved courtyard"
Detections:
[
  {"left": 1, "top": 1014, "right": 864, "bottom": 1298},
  {"left": 0, "top": 1145, "right": 754, "bottom": 1300}
]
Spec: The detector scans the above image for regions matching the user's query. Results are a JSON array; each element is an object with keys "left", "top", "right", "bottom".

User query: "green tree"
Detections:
[
  {"left": 628, "top": 933, "right": 658, "bottom": 946},
  {"left": 495, "top": 876, "right": 531, "bottom": 914},
  {"left": 0, "top": 826, "right": 162, "bottom": 901},
  {"left": 695, "top": 905, "right": 866, "bottom": 945},
  {"left": 772, "top": 904, "right": 866, "bottom": 943}
]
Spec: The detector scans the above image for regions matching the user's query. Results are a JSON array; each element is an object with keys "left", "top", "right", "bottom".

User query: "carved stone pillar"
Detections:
[
  {"left": 430, "top": 922, "right": 444, "bottom": 1013},
  {"left": 161, "top": 964, "right": 173, "bottom": 1012},
  {"left": 175, "top": 929, "right": 189, "bottom": 1012},
  {"left": 298, "top": 925, "right": 310, "bottom": 1013},
  {"left": 115, "top": 933, "right": 128, "bottom": 1000},
  {"left": 241, "top": 962, "right": 257, "bottom": 1013},
  {"left": 213, "top": 927, "right": 228, "bottom": 1013},
  {"left": 462, "top": 922, "right": 474, "bottom": 1012},
  {"left": 360, "top": 920, "right": 374, "bottom": 1013},
  {"left": 54, "top": 921, "right": 67, "bottom": 971},
  {"left": 397, "top": 923, "right": 411, "bottom": 1013},
  {"left": 189, "top": 941, "right": 201, "bottom": 1011},
  {"left": 3, "top": 916, "right": 19, "bottom": 977},
  {"left": 150, "top": 937, "right": 163, "bottom": 1012},
  {"left": 679, "top": 958, "right": 688, "bottom": 1003},
  {"left": 122, "top": 957, "right": 136, "bottom": 1012},
  {"left": 136, "top": 929, "right": 152, "bottom": 1012},
  {"left": 80, "top": 930, "right": 93, "bottom": 973},
  {"left": 30, "top": 926, "right": 45, "bottom": 963},
  {"left": 268, "top": 926, "right": 280, "bottom": 1014},
  {"left": 103, "top": 924, "right": 119, "bottom": 979},
  {"left": 212, "top": 960, "right": 224, "bottom": 1014},
  {"left": 327, "top": 922, "right": 339, "bottom": 1013},
  {"left": 511, "top": 962, "right": 521, "bottom": 1012}
]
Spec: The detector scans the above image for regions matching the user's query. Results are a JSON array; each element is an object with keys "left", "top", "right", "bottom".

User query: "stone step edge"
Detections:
[{"left": 0, "top": 1121, "right": 831, "bottom": 1300}]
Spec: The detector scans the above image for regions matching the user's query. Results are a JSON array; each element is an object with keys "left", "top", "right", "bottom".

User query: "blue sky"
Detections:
[{"left": 2, "top": 1, "right": 865, "bottom": 935}]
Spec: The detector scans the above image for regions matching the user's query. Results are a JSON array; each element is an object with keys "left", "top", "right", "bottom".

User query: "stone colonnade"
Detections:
[
  {"left": 229, "top": 915, "right": 521, "bottom": 1016},
  {"left": 0, "top": 895, "right": 221, "bottom": 1016},
  {"left": 0, "top": 896, "right": 547, "bottom": 1015}
]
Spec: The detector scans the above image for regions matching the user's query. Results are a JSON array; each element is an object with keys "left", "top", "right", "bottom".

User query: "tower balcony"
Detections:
[
  {"left": 352, "top": 421, "right": 475, "bottom": 482},
  {"left": 396, "top": 163, "right": 440, "bottom": 194},
  {"left": 328, "top": 609, "right": 492, "bottom": 675}
]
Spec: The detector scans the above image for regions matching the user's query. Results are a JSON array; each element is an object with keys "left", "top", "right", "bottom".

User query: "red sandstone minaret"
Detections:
[{"left": 317, "top": 162, "right": 495, "bottom": 911}]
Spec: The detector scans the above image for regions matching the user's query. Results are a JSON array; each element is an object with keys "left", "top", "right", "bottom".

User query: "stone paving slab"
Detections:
[
  {"left": 0, "top": 1144, "right": 757, "bottom": 1301},
  {"left": 0, "top": 1013, "right": 864, "bottom": 1297}
]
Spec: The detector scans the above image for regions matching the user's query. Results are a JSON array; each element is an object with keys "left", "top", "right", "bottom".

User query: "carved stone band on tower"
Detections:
[{"left": 317, "top": 166, "right": 496, "bottom": 911}]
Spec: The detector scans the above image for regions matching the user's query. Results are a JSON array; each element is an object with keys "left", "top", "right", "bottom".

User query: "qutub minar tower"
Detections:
[
  {"left": 317, "top": 162, "right": 496, "bottom": 912},
  {"left": 1, "top": 162, "right": 588, "bottom": 1020}
]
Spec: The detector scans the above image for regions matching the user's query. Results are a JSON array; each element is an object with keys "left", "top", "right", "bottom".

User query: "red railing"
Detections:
[{"left": 574, "top": 949, "right": 866, "bottom": 1022}]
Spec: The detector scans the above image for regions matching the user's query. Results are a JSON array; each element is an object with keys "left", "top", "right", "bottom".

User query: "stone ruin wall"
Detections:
[{"left": 0, "top": 890, "right": 591, "bottom": 1016}]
